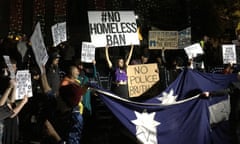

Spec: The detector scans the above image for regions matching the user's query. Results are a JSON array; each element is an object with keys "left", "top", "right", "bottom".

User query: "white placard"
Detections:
[
  {"left": 81, "top": 42, "right": 96, "bottom": 63},
  {"left": 16, "top": 70, "right": 33, "bottom": 100},
  {"left": 184, "top": 43, "right": 204, "bottom": 59},
  {"left": 3, "top": 55, "right": 15, "bottom": 79},
  {"left": 30, "top": 22, "right": 49, "bottom": 73},
  {"left": 51, "top": 22, "right": 67, "bottom": 47},
  {"left": 222, "top": 44, "right": 237, "bottom": 64},
  {"left": 88, "top": 11, "right": 140, "bottom": 47}
]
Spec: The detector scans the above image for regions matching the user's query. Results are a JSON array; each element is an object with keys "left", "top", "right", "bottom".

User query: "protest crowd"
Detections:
[{"left": 0, "top": 9, "right": 240, "bottom": 144}]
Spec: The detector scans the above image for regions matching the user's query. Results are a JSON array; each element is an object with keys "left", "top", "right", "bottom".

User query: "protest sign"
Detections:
[
  {"left": 149, "top": 30, "right": 178, "bottom": 49},
  {"left": 51, "top": 22, "right": 67, "bottom": 47},
  {"left": 16, "top": 70, "right": 33, "bottom": 100},
  {"left": 3, "top": 55, "right": 15, "bottom": 79},
  {"left": 81, "top": 42, "right": 96, "bottom": 63},
  {"left": 178, "top": 27, "right": 191, "bottom": 49},
  {"left": 30, "top": 22, "right": 49, "bottom": 73},
  {"left": 184, "top": 43, "right": 204, "bottom": 59},
  {"left": 88, "top": 11, "right": 140, "bottom": 47},
  {"left": 127, "top": 63, "right": 159, "bottom": 97},
  {"left": 222, "top": 44, "right": 237, "bottom": 64}
]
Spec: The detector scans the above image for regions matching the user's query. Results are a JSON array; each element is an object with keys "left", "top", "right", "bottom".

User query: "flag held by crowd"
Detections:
[{"left": 93, "top": 69, "right": 237, "bottom": 144}]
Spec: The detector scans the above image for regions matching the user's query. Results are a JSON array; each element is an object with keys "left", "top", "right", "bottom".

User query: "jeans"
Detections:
[{"left": 66, "top": 108, "right": 83, "bottom": 144}]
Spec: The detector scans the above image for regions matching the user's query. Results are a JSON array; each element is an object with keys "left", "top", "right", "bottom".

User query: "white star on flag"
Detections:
[
  {"left": 131, "top": 111, "right": 160, "bottom": 144},
  {"left": 158, "top": 88, "right": 178, "bottom": 104}
]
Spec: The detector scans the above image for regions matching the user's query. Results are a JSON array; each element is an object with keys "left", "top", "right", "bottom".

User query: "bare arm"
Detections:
[
  {"left": 0, "top": 87, "right": 13, "bottom": 106},
  {"left": 125, "top": 44, "right": 134, "bottom": 66},
  {"left": 0, "top": 80, "right": 15, "bottom": 106},
  {"left": 10, "top": 95, "right": 28, "bottom": 118},
  {"left": 105, "top": 46, "right": 112, "bottom": 68},
  {"left": 41, "top": 65, "right": 52, "bottom": 94},
  {"left": 9, "top": 81, "right": 17, "bottom": 103},
  {"left": 92, "top": 60, "right": 97, "bottom": 78},
  {"left": 44, "top": 120, "right": 62, "bottom": 142}
]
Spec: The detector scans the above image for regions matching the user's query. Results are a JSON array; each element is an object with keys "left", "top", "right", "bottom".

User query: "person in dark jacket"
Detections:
[{"left": 46, "top": 52, "right": 61, "bottom": 96}]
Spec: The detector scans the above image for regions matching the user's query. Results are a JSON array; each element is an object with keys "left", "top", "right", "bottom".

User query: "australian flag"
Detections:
[{"left": 92, "top": 69, "right": 238, "bottom": 144}]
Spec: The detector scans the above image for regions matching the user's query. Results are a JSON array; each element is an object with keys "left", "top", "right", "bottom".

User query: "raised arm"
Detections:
[
  {"left": 92, "top": 60, "right": 97, "bottom": 78},
  {"left": 125, "top": 44, "right": 134, "bottom": 66},
  {"left": 0, "top": 80, "right": 15, "bottom": 106},
  {"left": 40, "top": 65, "right": 52, "bottom": 94},
  {"left": 9, "top": 80, "right": 17, "bottom": 103},
  {"left": 105, "top": 46, "right": 113, "bottom": 68}
]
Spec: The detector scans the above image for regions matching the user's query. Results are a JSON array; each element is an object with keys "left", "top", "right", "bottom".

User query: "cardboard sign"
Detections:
[
  {"left": 51, "top": 22, "right": 67, "bottom": 47},
  {"left": 30, "top": 22, "right": 49, "bottom": 73},
  {"left": 16, "top": 70, "right": 33, "bottom": 100},
  {"left": 81, "top": 42, "right": 96, "bottom": 63},
  {"left": 149, "top": 30, "right": 178, "bottom": 49},
  {"left": 184, "top": 43, "right": 204, "bottom": 59},
  {"left": 222, "top": 44, "right": 237, "bottom": 64},
  {"left": 88, "top": 11, "right": 140, "bottom": 47},
  {"left": 127, "top": 63, "right": 159, "bottom": 97}
]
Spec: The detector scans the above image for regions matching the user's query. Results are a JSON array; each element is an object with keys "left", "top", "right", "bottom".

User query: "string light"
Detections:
[
  {"left": 33, "top": 0, "right": 46, "bottom": 36},
  {"left": 54, "top": 0, "right": 67, "bottom": 23},
  {"left": 9, "top": 0, "right": 23, "bottom": 33}
]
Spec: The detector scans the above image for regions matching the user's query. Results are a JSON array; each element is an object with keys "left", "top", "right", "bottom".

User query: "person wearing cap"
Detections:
[
  {"left": 55, "top": 83, "right": 88, "bottom": 144},
  {"left": 46, "top": 51, "right": 61, "bottom": 96}
]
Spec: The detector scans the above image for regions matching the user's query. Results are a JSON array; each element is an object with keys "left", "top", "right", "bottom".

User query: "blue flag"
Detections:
[{"left": 93, "top": 69, "right": 238, "bottom": 144}]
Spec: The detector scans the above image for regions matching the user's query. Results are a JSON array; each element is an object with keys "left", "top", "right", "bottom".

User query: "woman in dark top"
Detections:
[{"left": 105, "top": 45, "right": 134, "bottom": 98}]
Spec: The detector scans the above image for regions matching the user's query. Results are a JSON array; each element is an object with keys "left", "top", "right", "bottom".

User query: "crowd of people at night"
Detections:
[{"left": 0, "top": 30, "right": 240, "bottom": 144}]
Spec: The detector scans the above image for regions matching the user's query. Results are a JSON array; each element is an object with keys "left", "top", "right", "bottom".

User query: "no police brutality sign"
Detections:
[{"left": 127, "top": 63, "right": 159, "bottom": 97}]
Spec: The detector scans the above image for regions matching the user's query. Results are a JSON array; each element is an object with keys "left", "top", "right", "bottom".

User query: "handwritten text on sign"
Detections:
[
  {"left": 127, "top": 63, "right": 159, "bottom": 97},
  {"left": 30, "top": 22, "right": 49, "bottom": 73},
  {"left": 51, "top": 22, "right": 67, "bottom": 47},
  {"left": 81, "top": 42, "right": 96, "bottom": 63},
  {"left": 222, "top": 44, "right": 237, "bottom": 64},
  {"left": 16, "top": 70, "right": 33, "bottom": 100},
  {"left": 88, "top": 11, "right": 140, "bottom": 47}
]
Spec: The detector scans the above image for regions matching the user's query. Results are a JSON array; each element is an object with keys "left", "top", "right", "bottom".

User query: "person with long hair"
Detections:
[{"left": 105, "top": 45, "right": 134, "bottom": 98}]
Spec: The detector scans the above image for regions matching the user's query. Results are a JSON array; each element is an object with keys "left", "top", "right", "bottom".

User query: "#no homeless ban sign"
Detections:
[
  {"left": 88, "top": 11, "right": 140, "bottom": 47},
  {"left": 127, "top": 63, "right": 160, "bottom": 97}
]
